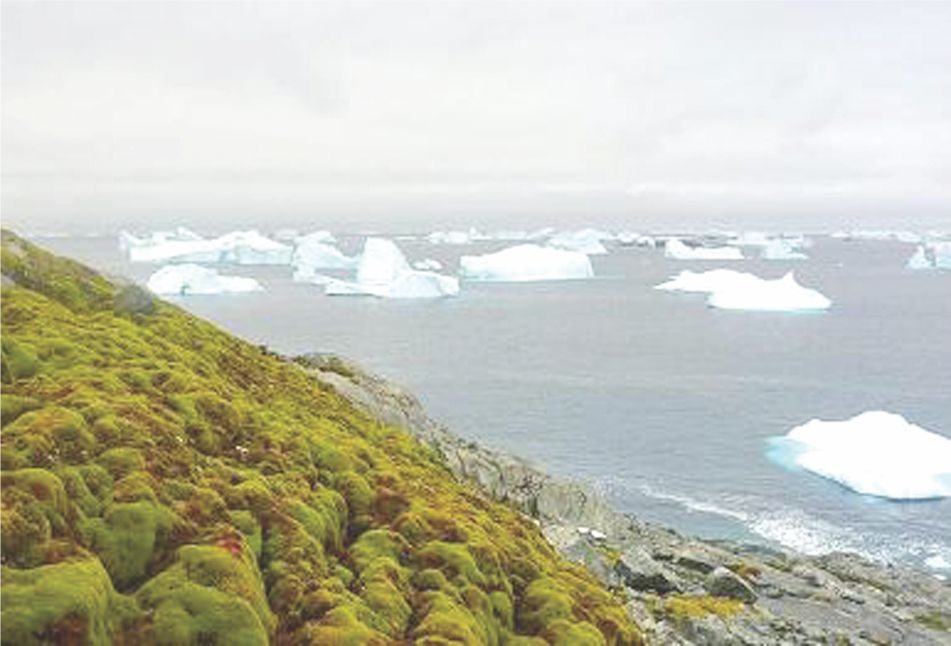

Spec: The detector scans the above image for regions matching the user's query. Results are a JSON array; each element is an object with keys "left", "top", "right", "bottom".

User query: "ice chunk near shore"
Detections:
[
  {"left": 460, "top": 244, "right": 593, "bottom": 281},
  {"left": 547, "top": 229, "right": 613, "bottom": 255},
  {"left": 761, "top": 239, "right": 808, "bottom": 261},
  {"left": 664, "top": 238, "right": 744, "bottom": 260},
  {"left": 146, "top": 264, "right": 263, "bottom": 295},
  {"left": 769, "top": 411, "right": 951, "bottom": 500},
  {"left": 325, "top": 238, "right": 459, "bottom": 298}
]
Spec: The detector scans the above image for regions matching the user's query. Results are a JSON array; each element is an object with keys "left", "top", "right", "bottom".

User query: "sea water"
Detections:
[{"left": 35, "top": 233, "right": 951, "bottom": 572}]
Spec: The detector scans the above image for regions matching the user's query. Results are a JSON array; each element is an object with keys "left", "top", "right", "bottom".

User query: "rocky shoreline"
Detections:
[{"left": 296, "top": 352, "right": 951, "bottom": 645}]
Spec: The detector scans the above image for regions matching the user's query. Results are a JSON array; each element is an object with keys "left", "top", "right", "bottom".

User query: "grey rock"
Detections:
[
  {"left": 294, "top": 351, "right": 951, "bottom": 646},
  {"left": 707, "top": 566, "right": 758, "bottom": 603},
  {"left": 615, "top": 546, "right": 683, "bottom": 594}
]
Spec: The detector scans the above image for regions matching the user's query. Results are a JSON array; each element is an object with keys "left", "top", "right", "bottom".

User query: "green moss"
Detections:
[
  {"left": 96, "top": 447, "right": 146, "bottom": 479},
  {"left": 1, "top": 393, "right": 42, "bottom": 426},
  {"left": 417, "top": 541, "right": 486, "bottom": 586},
  {"left": 1, "top": 338, "right": 41, "bottom": 383},
  {"left": 542, "top": 619, "right": 606, "bottom": 645},
  {"left": 84, "top": 501, "right": 177, "bottom": 589},
  {"left": 1, "top": 558, "right": 139, "bottom": 645},
  {"left": 0, "top": 231, "right": 641, "bottom": 644},
  {"left": 663, "top": 594, "right": 745, "bottom": 620},
  {"left": 916, "top": 611, "right": 951, "bottom": 632}
]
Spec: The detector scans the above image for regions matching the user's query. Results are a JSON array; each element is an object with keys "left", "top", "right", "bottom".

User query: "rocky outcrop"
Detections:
[{"left": 297, "top": 352, "right": 951, "bottom": 645}]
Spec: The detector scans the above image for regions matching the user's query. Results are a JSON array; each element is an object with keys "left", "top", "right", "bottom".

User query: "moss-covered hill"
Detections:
[{"left": 0, "top": 230, "right": 640, "bottom": 645}]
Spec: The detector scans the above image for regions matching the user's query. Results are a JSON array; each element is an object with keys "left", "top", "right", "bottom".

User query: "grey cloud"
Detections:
[{"left": 2, "top": 1, "right": 950, "bottom": 231}]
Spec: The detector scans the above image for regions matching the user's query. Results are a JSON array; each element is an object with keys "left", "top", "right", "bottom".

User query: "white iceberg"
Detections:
[
  {"left": 146, "top": 264, "right": 263, "bottom": 295},
  {"left": 126, "top": 229, "right": 292, "bottom": 265},
  {"left": 291, "top": 232, "right": 359, "bottom": 281},
  {"left": 769, "top": 411, "right": 951, "bottom": 500},
  {"left": 460, "top": 244, "right": 593, "bottom": 282},
  {"left": 664, "top": 238, "right": 744, "bottom": 260},
  {"left": 655, "top": 269, "right": 761, "bottom": 294},
  {"left": 761, "top": 239, "right": 808, "bottom": 261},
  {"left": 325, "top": 238, "right": 459, "bottom": 298},
  {"left": 119, "top": 227, "right": 203, "bottom": 252},
  {"left": 546, "top": 228, "right": 613, "bottom": 255},
  {"left": 907, "top": 241, "right": 951, "bottom": 270},
  {"left": 427, "top": 228, "right": 481, "bottom": 245},
  {"left": 907, "top": 245, "right": 932, "bottom": 270},
  {"left": 656, "top": 269, "right": 831, "bottom": 312},
  {"left": 413, "top": 258, "right": 443, "bottom": 271},
  {"left": 616, "top": 231, "right": 639, "bottom": 246},
  {"left": 708, "top": 272, "right": 830, "bottom": 311}
]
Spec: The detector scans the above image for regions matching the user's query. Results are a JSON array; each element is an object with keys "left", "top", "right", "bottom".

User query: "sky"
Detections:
[{"left": 2, "top": 0, "right": 951, "bottom": 232}]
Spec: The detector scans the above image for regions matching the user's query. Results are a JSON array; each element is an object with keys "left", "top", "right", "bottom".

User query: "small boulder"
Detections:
[
  {"left": 707, "top": 566, "right": 757, "bottom": 603},
  {"left": 615, "top": 546, "right": 683, "bottom": 594}
]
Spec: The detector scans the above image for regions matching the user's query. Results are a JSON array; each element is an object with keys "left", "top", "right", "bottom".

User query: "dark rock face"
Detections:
[{"left": 299, "top": 352, "right": 951, "bottom": 645}]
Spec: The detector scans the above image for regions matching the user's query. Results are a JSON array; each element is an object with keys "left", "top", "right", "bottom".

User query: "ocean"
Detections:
[{"left": 33, "top": 231, "right": 951, "bottom": 573}]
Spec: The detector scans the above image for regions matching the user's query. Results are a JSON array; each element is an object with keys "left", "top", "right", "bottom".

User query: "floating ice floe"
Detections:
[
  {"left": 291, "top": 232, "right": 359, "bottom": 282},
  {"left": 120, "top": 227, "right": 203, "bottom": 252},
  {"left": 427, "top": 228, "right": 481, "bottom": 245},
  {"left": 146, "top": 264, "right": 263, "bottom": 295},
  {"left": 324, "top": 238, "right": 459, "bottom": 298},
  {"left": 656, "top": 269, "right": 831, "bottom": 311},
  {"left": 906, "top": 241, "right": 951, "bottom": 270},
  {"left": 413, "top": 258, "right": 443, "bottom": 271},
  {"left": 761, "top": 239, "right": 808, "bottom": 261},
  {"left": 664, "top": 238, "right": 744, "bottom": 260},
  {"left": 546, "top": 228, "right": 613, "bottom": 255},
  {"left": 831, "top": 230, "right": 922, "bottom": 244},
  {"left": 769, "top": 411, "right": 951, "bottom": 500},
  {"left": 926, "top": 555, "right": 951, "bottom": 570},
  {"left": 460, "top": 244, "right": 593, "bottom": 281},
  {"left": 125, "top": 229, "right": 292, "bottom": 265}
]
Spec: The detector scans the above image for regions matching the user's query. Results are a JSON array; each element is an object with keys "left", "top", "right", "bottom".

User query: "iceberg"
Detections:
[
  {"left": 769, "top": 411, "right": 951, "bottom": 500},
  {"left": 325, "top": 238, "right": 459, "bottom": 298},
  {"left": 413, "top": 258, "right": 443, "bottom": 271},
  {"left": 291, "top": 232, "right": 359, "bottom": 281},
  {"left": 656, "top": 269, "right": 831, "bottom": 312},
  {"left": 145, "top": 264, "right": 263, "bottom": 295},
  {"left": 546, "top": 229, "right": 613, "bottom": 255},
  {"left": 664, "top": 238, "right": 743, "bottom": 260},
  {"left": 761, "top": 239, "right": 808, "bottom": 261},
  {"left": 427, "top": 228, "right": 480, "bottom": 245},
  {"left": 126, "top": 229, "right": 292, "bottom": 265},
  {"left": 907, "top": 241, "right": 951, "bottom": 270},
  {"left": 707, "top": 272, "right": 830, "bottom": 311},
  {"left": 460, "top": 244, "right": 593, "bottom": 281}
]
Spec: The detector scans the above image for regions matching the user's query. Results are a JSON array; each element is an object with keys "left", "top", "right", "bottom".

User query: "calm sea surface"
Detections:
[{"left": 37, "top": 233, "right": 951, "bottom": 571}]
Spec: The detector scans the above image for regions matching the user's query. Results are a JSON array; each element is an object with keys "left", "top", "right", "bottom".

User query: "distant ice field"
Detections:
[{"left": 38, "top": 233, "right": 951, "bottom": 573}]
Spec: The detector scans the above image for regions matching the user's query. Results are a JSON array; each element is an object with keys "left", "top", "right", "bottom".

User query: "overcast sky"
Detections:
[{"left": 3, "top": 1, "right": 950, "bottom": 231}]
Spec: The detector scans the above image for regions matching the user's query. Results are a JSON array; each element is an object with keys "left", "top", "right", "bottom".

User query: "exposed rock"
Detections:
[
  {"left": 298, "top": 351, "right": 951, "bottom": 646},
  {"left": 616, "top": 545, "right": 683, "bottom": 594},
  {"left": 707, "top": 566, "right": 758, "bottom": 603}
]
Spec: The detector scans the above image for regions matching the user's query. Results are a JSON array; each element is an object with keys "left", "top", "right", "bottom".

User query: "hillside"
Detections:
[{"left": 0, "top": 230, "right": 640, "bottom": 645}]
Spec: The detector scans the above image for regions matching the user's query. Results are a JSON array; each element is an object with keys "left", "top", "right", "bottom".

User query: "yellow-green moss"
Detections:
[
  {"left": 663, "top": 594, "right": 745, "bottom": 620},
  {"left": 1, "top": 558, "right": 138, "bottom": 645},
  {"left": 0, "top": 230, "right": 641, "bottom": 644}
]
